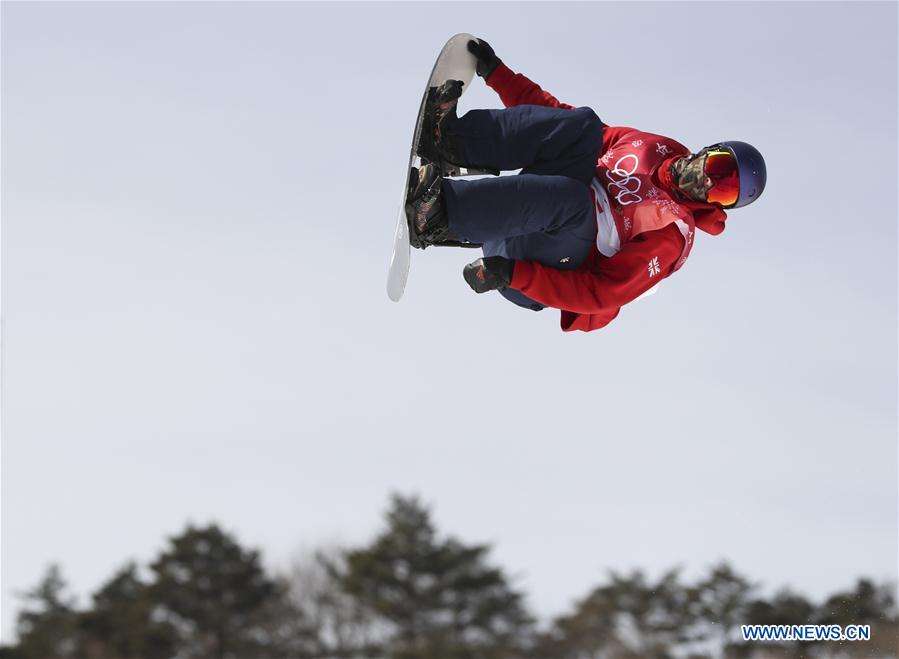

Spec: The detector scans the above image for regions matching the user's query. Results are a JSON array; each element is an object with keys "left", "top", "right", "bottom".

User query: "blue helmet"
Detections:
[{"left": 712, "top": 141, "right": 767, "bottom": 209}]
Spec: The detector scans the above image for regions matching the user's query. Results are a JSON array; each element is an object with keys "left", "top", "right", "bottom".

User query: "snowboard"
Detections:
[{"left": 386, "top": 33, "right": 478, "bottom": 302}]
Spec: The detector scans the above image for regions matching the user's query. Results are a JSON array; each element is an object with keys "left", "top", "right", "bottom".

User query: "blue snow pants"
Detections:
[{"left": 441, "top": 105, "right": 604, "bottom": 311}]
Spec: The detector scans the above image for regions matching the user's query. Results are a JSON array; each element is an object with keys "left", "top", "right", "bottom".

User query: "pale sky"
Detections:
[{"left": 2, "top": 1, "right": 897, "bottom": 642}]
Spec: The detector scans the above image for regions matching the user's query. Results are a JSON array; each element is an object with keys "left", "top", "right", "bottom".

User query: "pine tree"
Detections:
[
  {"left": 334, "top": 494, "right": 533, "bottom": 658},
  {"left": 77, "top": 562, "right": 178, "bottom": 659},
  {"left": 691, "top": 561, "right": 753, "bottom": 653},
  {"left": 814, "top": 578, "right": 895, "bottom": 625},
  {"left": 148, "top": 523, "right": 297, "bottom": 658},
  {"left": 536, "top": 583, "right": 617, "bottom": 658},
  {"left": 540, "top": 569, "right": 694, "bottom": 659},
  {"left": 10, "top": 565, "right": 79, "bottom": 659}
]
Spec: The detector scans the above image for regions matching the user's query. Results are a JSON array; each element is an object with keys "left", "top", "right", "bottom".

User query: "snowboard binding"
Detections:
[
  {"left": 417, "top": 80, "right": 500, "bottom": 177},
  {"left": 405, "top": 164, "right": 481, "bottom": 250},
  {"left": 417, "top": 80, "right": 465, "bottom": 174}
]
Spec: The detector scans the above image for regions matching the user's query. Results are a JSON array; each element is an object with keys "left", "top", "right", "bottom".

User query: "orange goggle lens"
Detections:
[{"left": 705, "top": 150, "right": 740, "bottom": 207}]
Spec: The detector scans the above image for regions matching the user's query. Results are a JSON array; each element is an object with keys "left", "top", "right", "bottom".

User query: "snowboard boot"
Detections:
[
  {"left": 406, "top": 163, "right": 453, "bottom": 249},
  {"left": 417, "top": 79, "right": 465, "bottom": 170}
]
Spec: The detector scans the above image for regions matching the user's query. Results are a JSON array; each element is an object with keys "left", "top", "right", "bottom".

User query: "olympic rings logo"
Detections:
[{"left": 605, "top": 153, "right": 643, "bottom": 206}]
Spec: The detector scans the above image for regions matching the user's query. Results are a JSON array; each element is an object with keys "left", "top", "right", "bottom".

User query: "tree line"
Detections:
[{"left": 2, "top": 494, "right": 895, "bottom": 659}]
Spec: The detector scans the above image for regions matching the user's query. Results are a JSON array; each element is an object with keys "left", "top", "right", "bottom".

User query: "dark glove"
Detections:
[
  {"left": 467, "top": 38, "right": 502, "bottom": 81},
  {"left": 463, "top": 256, "right": 514, "bottom": 294}
]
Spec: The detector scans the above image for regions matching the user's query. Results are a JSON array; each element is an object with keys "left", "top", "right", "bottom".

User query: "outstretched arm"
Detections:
[
  {"left": 468, "top": 38, "right": 577, "bottom": 110},
  {"left": 487, "top": 64, "right": 577, "bottom": 110}
]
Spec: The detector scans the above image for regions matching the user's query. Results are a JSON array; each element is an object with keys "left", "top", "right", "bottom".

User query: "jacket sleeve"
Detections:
[
  {"left": 486, "top": 63, "right": 577, "bottom": 110},
  {"left": 509, "top": 224, "right": 686, "bottom": 330}
]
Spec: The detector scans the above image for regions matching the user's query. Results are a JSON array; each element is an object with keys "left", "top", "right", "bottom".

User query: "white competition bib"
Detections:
[{"left": 590, "top": 178, "right": 620, "bottom": 258}]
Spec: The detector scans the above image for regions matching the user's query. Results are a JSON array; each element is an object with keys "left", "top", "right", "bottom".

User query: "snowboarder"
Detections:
[{"left": 407, "top": 37, "right": 767, "bottom": 332}]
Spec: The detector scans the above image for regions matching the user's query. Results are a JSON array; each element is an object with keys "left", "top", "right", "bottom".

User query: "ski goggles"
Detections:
[{"left": 704, "top": 147, "right": 740, "bottom": 207}]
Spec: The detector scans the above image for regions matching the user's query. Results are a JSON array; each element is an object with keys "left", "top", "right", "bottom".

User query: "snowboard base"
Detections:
[{"left": 386, "top": 34, "right": 478, "bottom": 303}]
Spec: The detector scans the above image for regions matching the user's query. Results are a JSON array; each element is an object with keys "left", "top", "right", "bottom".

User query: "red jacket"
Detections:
[{"left": 486, "top": 64, "right": 728, "bottom": 332}]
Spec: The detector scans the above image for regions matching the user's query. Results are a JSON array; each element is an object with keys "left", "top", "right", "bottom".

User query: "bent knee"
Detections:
[
  {"left": 577, "top": 107, "right": 604, "bottom": 141},
  {"left": 548, "top": 177, "right": 595, "bottom": 227}
]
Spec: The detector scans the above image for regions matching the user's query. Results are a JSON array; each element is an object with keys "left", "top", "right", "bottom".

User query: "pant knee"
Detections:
[
  {"left": 555, "top": 177, "right": 593, "bottom": 215},
  {"left": 577, "top": 107, "right": 604, "bottom": 144}
]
